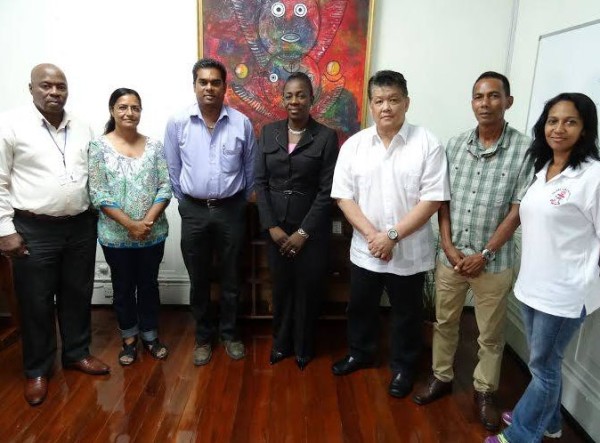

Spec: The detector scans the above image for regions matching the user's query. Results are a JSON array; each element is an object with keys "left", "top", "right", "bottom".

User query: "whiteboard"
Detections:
[{"left": 526, "top": 19, "right": 600, "bottom": 135}]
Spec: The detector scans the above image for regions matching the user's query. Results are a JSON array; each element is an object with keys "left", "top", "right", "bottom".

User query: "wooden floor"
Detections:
[{"left": 0, "top": 308, "right": 590, "bottom": 443}]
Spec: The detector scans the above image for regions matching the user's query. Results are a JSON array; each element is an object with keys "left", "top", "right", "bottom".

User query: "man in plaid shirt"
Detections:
[{"left": 412, "top": 72, "right": 534, "bottom": 431}]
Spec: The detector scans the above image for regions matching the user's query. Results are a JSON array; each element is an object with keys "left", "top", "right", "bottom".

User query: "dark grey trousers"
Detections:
[
  {"left": 178, "top": 194, "right": 246, "bottom": 343},
  {"left": 12, "top": 211, "right": 97, "bottom": 378}
]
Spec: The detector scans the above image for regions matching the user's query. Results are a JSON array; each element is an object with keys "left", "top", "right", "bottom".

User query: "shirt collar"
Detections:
[
  {"left": 30, "top": 103, "right": 70, "bottom": 130},
  {"left": 467, "top": 121, "right": 510, "bottom": 152},
  {"left": 370, "top": 120, "right": 410, "bottom": 145},
  {"left": 190, "top": 102, "right": 229, "bottom": 124},
  {"left": 537, "top": 159, "right": 593, "bottom": 179}
]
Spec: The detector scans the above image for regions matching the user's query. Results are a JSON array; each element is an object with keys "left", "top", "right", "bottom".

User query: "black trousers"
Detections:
[
  {"left": 178, "top": 194, "right": 246, "bottom": 344},
  {"left": 267, "top": 224, "right": 329, "bottom": 358},
  {"left": 347, "top": 264, "right": 425, "bottom": 375},
  {"left": 102, "top": 242, "right": 165, "bottom": 339},
  {"left": 12, "top": 211, "right": 97, "bottom": 378}
]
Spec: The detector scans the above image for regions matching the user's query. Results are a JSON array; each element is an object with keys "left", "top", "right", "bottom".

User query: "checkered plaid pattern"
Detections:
[{"left": 439, "top": 123, "right": 534, "bottom": 273}]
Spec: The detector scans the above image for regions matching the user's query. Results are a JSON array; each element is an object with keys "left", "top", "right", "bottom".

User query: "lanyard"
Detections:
[{"left": 43, "top": 121, "right": 68, "bottom": 169}]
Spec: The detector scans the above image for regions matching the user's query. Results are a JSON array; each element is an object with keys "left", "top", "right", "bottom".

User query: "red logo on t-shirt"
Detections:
[{"left": 550, "top": 188, "right": 571, "bottom": 206}]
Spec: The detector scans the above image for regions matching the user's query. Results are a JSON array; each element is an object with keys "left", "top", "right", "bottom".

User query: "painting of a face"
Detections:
[
  {"left": 258, "top": 0, "right": 319, "bottom": 60},
  {"left": 202, "top": 0, "right": 371, "bottom": 143}
]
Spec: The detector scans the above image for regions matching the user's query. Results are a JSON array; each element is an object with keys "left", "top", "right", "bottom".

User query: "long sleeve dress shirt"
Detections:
[
  {"left": 0, "top": 104, "right": 94, "bottom": 235},
  {"left": 163, "top": 103, "right": 256, "bottom": 200}
]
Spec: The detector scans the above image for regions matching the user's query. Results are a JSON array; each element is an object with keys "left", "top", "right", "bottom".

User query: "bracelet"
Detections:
[{"left": 297, "top": 228, "right": 309, "bottom": 239}]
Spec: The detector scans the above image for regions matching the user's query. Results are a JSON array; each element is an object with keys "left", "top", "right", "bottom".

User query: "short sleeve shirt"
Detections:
[
  {"left": 439, "top": 123, "right": 533, "bottom": 273},
  {"left": 515, "top": 160, "right": 600, "bottom": 318},
  {"left": 331, "top": 122, "right": 450, "bottom": 276}
]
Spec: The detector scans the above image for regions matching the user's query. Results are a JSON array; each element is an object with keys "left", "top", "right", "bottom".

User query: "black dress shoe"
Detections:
[
  {"left": 331, "top": 355, "right": 375, "bottom": 376},
  {"left": 295, "top": 356, "right": 312, "bottom": 371},
  {"left": 388, "top": 372, "right": 414, "bottom": 398},
  {"left": 412, "top": 374, "right": 452, "bottom": 405},
  {"left": 269, "top": 349, "right": 292, "bottom": 365},
  {"left": 474, "top": 391, "right": 500, "bottom": 431}
]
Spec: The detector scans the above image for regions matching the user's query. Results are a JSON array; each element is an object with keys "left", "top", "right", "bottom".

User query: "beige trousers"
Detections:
[{"left": 432, "top": 261, "right": 513, "bottom": 392}]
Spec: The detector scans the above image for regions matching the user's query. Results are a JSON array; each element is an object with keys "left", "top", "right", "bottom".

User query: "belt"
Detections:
[
  {"left": 184, "top": 191, "right": 243, "bottom": 208},
  {"left": 14, "top": 208, "right": 89, "bottom": 222},
  {"left": 269, "top": 188, "right": 308, "bottom": 196}
]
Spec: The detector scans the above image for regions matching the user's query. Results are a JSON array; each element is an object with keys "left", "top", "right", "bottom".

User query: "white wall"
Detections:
[
  {"left": 509, "top": 0, "right": 600, "bottom": 133},
  {"left": 0, "top": 0, "right": 197, "bottom": 138},
  {"left": 370, "top": 0, "right": 516, "bottom": 143},
  {"left": 504, "top": 2, "right": 600, "bottom": 440}
]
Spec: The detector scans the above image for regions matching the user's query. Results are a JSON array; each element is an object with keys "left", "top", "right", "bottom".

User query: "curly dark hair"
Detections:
[{"left": 528, "top": 92, "right": 599, "bottom": 172}]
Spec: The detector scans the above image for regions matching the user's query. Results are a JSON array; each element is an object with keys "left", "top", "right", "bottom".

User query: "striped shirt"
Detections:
[{"left": 439, "top": 122, "right": 534, "bottom": 273}]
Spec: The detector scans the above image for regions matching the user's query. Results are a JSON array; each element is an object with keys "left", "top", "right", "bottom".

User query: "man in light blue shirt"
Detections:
[{"left": 164, "top": 58, "right": 256, "bottom": 365}]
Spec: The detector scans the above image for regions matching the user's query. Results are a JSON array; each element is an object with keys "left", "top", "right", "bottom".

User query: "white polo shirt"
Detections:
[
  {"left": 331, "top": 122, "right": 450, "bottom": 276},
  {"left": 515, "top": 159, "right": 600, "bottom": 318}
]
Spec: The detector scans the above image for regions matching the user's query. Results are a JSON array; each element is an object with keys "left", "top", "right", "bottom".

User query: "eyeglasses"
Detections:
[{"left": 114, "top": 104, "right": 142, "bottom": 113}]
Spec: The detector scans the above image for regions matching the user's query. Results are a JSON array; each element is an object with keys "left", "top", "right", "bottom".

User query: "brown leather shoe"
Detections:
[
  {"left": 65, "top": 355, "right": 110, "bottom": 375},
  {"left": 25, "top": 376, "right": 48, "bottom": 406},
  {"left": 474, "top": 390, "right": 500, "bottom": 431},
  {"left": 412, "top": 374, "right": 452, "bottom": 405}
]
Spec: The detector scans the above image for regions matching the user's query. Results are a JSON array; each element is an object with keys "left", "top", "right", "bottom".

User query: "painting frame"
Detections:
[{"left": 197, "top": 0, "right": 376, "bottom": 141}]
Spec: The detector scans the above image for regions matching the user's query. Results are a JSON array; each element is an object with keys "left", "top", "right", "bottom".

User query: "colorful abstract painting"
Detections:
[{"left": 198, "top": 0, "right": 374, "bottom": 143}]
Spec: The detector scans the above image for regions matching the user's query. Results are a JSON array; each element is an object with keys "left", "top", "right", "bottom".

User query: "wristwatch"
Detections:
[
  {"left": 387, "top": 228, "right": 399, "bottom": 242},
  {"left": 297, "top": 228, "right": 309, "bottom": 239},
  {"left": 481, "top": 249, "right": 496, "bottom": 262}
]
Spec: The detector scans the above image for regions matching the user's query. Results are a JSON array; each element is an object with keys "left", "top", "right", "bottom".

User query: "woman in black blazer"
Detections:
[{"left": 255, "top": 72, "right": 339, "bottom": 369}]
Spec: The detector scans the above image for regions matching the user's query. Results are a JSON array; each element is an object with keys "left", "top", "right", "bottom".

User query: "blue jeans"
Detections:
[
  {"left": 504, "top": 303, "right": 585, "bottom": 443},
  {"left": 102, "top": 242, "right": 165, "bottom": 341}
]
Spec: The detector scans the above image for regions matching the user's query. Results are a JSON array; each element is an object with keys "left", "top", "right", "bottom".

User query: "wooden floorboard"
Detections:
[{"left": 0, "top": 307, "right": 591, "bottom": 443}]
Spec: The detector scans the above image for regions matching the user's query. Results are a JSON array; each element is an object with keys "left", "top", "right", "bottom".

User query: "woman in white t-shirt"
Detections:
[{"left": 487, "top": 93, "right": 600, "bottom": 443}]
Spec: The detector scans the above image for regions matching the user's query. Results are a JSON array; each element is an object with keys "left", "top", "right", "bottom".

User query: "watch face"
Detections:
[
  {"left": 482, "top": 249, "right": 495, "bottom": 261},
  {"left": 388, "top": 229, "right": 398, "bottom": 240}
]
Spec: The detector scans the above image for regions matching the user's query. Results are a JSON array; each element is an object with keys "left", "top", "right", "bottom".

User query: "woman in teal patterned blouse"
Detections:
[{"left": 88, "top": 88, "right": 172, "bottom": 365}]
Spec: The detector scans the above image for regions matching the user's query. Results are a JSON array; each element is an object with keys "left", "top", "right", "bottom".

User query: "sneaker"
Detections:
[
  {"left": 501, "top": 410, "right": 563, "bottom": 438},
  {"left": 193, "top": 343, "right": 212, "bottom": 366},
  {"left": 224, "top": 340, "right": 245, "bottom": 360}
]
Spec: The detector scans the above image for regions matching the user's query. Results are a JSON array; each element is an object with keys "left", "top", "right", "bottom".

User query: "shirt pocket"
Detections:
[
  {"left": 403, "top": 172, "right": 421, "bottom": 203},
  {"left": 221, "top": 138, "right": 244, "bottom": 173},
  {"left": 493, "top": 169, "right": 513, "bottom": 206}
]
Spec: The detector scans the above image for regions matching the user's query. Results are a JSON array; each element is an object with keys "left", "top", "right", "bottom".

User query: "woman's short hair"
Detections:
[{"left": 283, "top": 71, "right": 314, "bottom": 98}]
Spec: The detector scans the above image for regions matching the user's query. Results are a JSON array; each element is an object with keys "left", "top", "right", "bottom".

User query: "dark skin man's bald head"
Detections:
[{"left": 29, "top": 63, "right": 68, "bottom": 128}]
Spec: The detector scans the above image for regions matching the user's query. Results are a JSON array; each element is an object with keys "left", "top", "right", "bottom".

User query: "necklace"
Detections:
[
  {"left": 288, "top": 126, "right": 306, "bottom": 135},
  {"left": 206, "top": 123, "right": 215, "bottom": 130}
]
